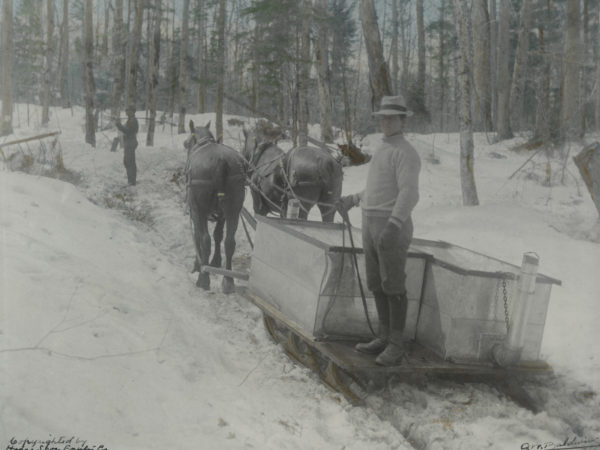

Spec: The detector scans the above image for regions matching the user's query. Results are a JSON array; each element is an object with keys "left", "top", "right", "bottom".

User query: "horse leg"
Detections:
[
  {"left": 318, "top": 202, "right": 336, "bottom": 223},
  {"left": 210, "top": 218, "right": 224, "bottom": 267},
  {"left": 295, "top": 186, "right": 320, "bottom": 220},
  {"left": 319, "top": 169, "right": 343, "bottom": 222},
  {"left": 318, "top": 190, "right": 338, "bottom": 222},
  {"left": 221, "top": 214, "right": 240, "bottom": 295},
  {"left": 191, "top": 205, "right": 211, "bottom": 290}
]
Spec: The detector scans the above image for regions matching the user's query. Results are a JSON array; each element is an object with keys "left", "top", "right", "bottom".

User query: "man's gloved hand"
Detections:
[
  {"left": 337, "top": 194, "right": 358, "bottom": 215},
  {"left": 378, "top": 219, "right": 402, "bottom": 248}
]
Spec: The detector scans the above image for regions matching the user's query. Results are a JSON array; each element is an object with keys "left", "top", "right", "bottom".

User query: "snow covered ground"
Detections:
[{"left": 1, "top": 105, "right": 599, "bottom": 449}]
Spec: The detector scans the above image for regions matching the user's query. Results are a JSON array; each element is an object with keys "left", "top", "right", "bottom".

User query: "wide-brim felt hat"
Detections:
[{"left": 373, "top": 95, "right": 413, "bottom": 117}]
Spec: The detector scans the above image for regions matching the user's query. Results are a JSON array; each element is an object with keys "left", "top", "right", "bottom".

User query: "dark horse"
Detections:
[
  {"left": 242, "top": 128, "right": 286, "bottom": 216},
  {"left": 243, "top": 129, "right": 343, "bottom": 222},
  {"left": 184, "top": 120, "right": 247, "bottom": 294}
]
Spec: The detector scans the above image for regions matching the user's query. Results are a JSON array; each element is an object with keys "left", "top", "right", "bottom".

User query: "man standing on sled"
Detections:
[{"left": 338, "top": 95, "right": 421, "bottom": 366}]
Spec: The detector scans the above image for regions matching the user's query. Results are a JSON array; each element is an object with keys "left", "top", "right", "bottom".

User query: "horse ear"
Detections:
[
  {"left": 205, "top": 121, "right": 211, "bottom": 130},
  {"left": 189, "top": 120, "right": 195, "bottom": 133}
]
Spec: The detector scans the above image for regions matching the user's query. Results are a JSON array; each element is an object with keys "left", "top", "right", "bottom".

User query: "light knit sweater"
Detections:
[{"left": 355, "top": 133, "right": 420, "bottom": 226}]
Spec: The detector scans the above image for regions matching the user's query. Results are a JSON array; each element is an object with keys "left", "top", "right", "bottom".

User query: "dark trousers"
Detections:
[
  {"left": 124, "top": 146, "right": 137, "bottom": 185},
  {"left": 362, "top": 213, "right": 413, "bottom": 335},
  {"left": 362, "top": 213, "right": 413, "bottom": 296}
]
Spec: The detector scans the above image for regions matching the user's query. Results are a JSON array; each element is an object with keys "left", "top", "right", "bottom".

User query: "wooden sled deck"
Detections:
[{"left": 241, "top": 286, "right": 551, "bottom": 377}]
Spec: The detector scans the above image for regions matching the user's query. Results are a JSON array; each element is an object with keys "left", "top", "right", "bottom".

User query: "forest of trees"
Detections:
[{"left": 1, "top": 0, "right": 599, "bottom": 201}]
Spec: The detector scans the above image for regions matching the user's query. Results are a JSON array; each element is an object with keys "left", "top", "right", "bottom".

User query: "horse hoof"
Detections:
[
  {"left": 196, "top": 273, "right": 210, "bottom": 290},
  {"left": 222, "top": 277, "right": 235, "bottom": 295}
]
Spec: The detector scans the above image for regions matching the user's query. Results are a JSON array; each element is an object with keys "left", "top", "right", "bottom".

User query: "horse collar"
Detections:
[{"left": 194, "top": 136, "right": 215, "bottom": 150}]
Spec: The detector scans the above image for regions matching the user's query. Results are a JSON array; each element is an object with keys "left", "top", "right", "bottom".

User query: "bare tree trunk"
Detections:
[
  {"left": 489, "top": 0, "right": 497, "bottom": 126},
  {"left": 360, "top": 0, "right": 392, "bottom": 110},
  {"left": 596, "top": 4, "right": 600, "bottom": 131},
  {"left": 533, "top": 5, "right": 551, "bottom": 142},
  {"left": 42, "top": 0, "right": 54, "bottom": 126},
  {"left": 315, "top": 0, "right": 333, "bottom": 143},
  {"left": 390, "top": 0, "right": 399, "bottom": 93},
  {"left": 1, "top": 0, "right": 12, "bottom": 136},
  {"left": 147, "top": 0, "right": 161, "bottom": 146},
  {"left": 399, "top": 2, "right": 410, "bottom": 94},
  {"left": 416, "top": 0, "right": 426, "bottom": 110},
  {"left": 561, "top": 0, "right": 582, "bottom": 141},
  {"left": 472, "top": 0, "right": 492, "bottom": 131},
  {"left": 452, "top": 0, "right": 479, "bottom": 206},
  {"left": 509, "top": 0, "right": 532, "bottom": 132},
  {"left": 84, "top": 0, "right": 96, "bottom": 147},
  {"left": 102, "top": 3, "right": 109, "bottom": 58},
  {"left": 215, "top": 0, "right": 226, "bottom": 142},
  {"left": 177, "top": 0, "right": 190, "bottom": 134},
  {"left": 167, "top": 4, "right": 176, "bottom": 118},
  {"left": 438, "top": 0, "right": 445, "bottom": 131},
  {"left": 252, "top": 24, "right": 259, "bottom": 115},
  {"left": 125, "top": 0, "right": 143, "bottom": 110},
  {"left": 196, "top": 0, "right": 206, "bottom": 113},
  {"left": 111, "top": 0, "right": 124, "bottom": 119},
  {"left": 297, "top": 0, "right": 311, "bottom": 146},
  {"left": 495, "top": 0, "right": 512, "bottom": 140},
  {"left": 58, "top": 0, "right": 70, "bottom": 108}
]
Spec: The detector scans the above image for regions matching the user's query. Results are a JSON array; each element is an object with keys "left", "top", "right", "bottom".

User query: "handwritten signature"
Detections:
[
  {"left": 521, "top": 436, "right": 600, "bottom": 450},
  {"left": 5, "top": 436, "right": 107, "bottom": 450}
]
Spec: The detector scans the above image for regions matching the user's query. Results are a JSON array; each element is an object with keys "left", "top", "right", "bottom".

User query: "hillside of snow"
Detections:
[{"left": 1, "top": 105, "right": 599, "bottom": 449}]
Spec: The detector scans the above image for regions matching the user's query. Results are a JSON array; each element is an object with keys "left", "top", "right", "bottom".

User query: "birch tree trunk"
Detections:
[
  {"left": 452, "top": 0, "right": 479, "bottom": 206},
  {"left": 125, "top": 0, "right": 143, "bottom": 110},
  {"left": 1, "top": 0, "right": 12, "bottom": 136},
  {"left": 147, "top": 0, "right": 161, "bottom": 146},
  {"left": 360, "top": 0, "right": 392, "bottom": 110},
  {"left": 315, "top": 0, "right": 333, "bottom": 143},
  {"left": 509, "top": 0, "right": 532, "bottom": 132},
  {"left": 42, "top": 0, "right": 54, "bottom": 126},
  {"left": 297, "top": 0, "right": 311, "bottom": 146},
  {"left": 472, "top": 0, "right": 492, "bottom": 131},
  {"left": 561, "top": 0, "right": 582, "bottom": 141},
  {"left": 197, "top": 0, "right": 206, "bottom": 113},
  {"left": 84, "top": 0, "right": 96, "bottom": 147},
  {"left": 215, "top": 0, "right": 226, "bottom": 142},
  {"left": 495, "top": 0, "right": 512, "bottom": 140},
  {"left": 390, "top": 0, "right": 399, "bottom": 93},
  {"left": 58, "top": 0, "right": 69, "bottom": 108},
  {"left": 177, "top": 0, "right": 190, "bottom": 134},
  {"left": 416, "top": 0, "right": 426, "bottom": 110},
  {"left": 111, "top": 0, "right": 124, "bottom": 119}
]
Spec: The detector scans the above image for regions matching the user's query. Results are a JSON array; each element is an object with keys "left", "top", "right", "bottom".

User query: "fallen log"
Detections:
[{"left": 0, "top": 131, "right": 61, "bottom": 149}]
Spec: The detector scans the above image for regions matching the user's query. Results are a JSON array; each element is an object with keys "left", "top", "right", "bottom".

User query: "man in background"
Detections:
[{"left": 115, "top": 106, "right": 139, "bottom": 186}]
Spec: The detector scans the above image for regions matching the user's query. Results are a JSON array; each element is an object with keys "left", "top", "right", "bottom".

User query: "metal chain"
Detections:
[{"left": 502, "top": 279, "right": 510, "bottom": 334}]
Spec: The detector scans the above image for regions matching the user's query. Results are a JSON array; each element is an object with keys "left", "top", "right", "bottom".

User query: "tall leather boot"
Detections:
[
  {"left": 375, "top": 294, "right": 408, "bottom": 366},
  {"left": 355, "top": 292, "right": 389, "bottom": 354}
]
